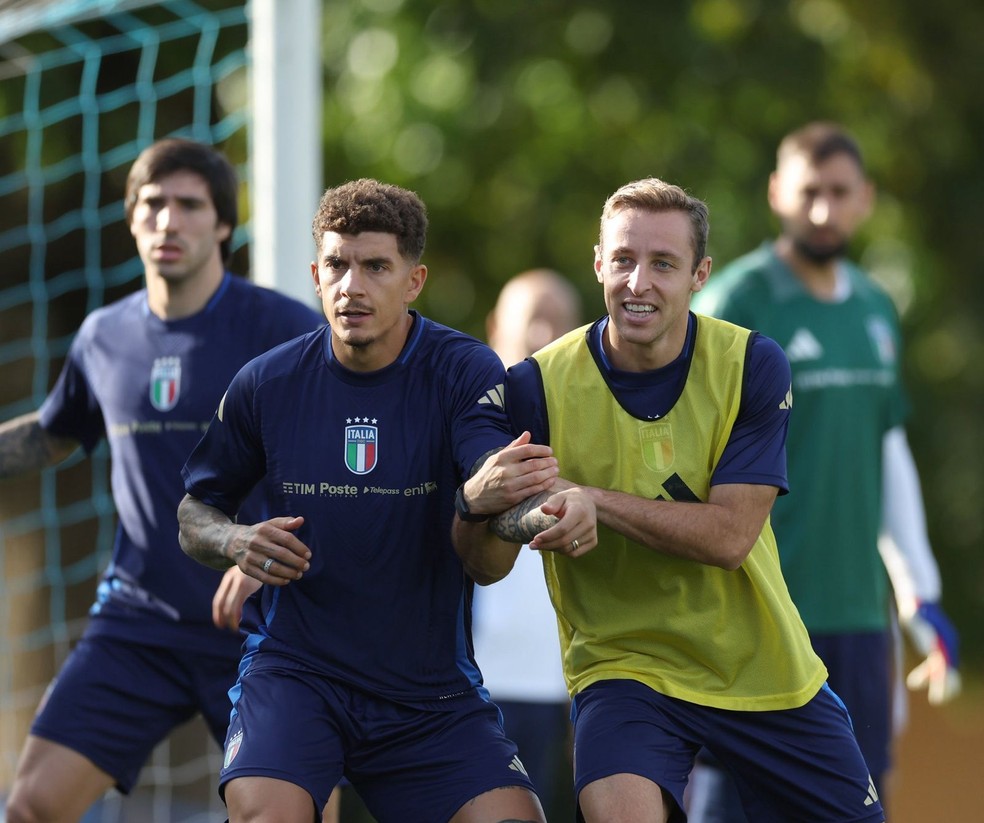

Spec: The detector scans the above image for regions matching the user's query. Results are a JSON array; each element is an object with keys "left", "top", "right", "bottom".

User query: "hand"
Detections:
[
  {"left": 211, "top": 566, "right": 262, "bottom": 631},
  {"left": 230, "top": 515, "right": 312, "bottom": 587},
  {"left": 463, "top": 431, "right": 559, "bottom": 518},
  {"left": 529, "top": 486, "right": 597, "bottom": 558},
  {"left": 901, "top": 601, "right": 961, "bottom": 705}
]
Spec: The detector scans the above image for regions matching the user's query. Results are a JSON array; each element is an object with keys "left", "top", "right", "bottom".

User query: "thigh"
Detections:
[
  {"left": 225, "top": 775, "right": 321, "bottom": 823},
  {"left": 709, "top": 684, "right": 885, "bottom": 823},
  {"left": 29, "top": 635, "right": 198, "bottom": 792},
  {"left": 7, "top": 735, "right": 115, "bottom": 821},
  {"left": 350, "top": 693, "right": 540, "bottom": 823},
  {"left": 570, "top": 680, "right": 695, "bottom": 822}
]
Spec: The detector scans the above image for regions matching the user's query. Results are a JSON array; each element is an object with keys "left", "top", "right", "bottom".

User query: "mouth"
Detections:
[
  {"left": 622, "top": 301, "right": 656, "bottom": 320},
  {"left": 337, "top": 305, "right": 372, "bottom": 323},
  {"left": 153, "top": 243, "right": 184, "bottom": 262}
]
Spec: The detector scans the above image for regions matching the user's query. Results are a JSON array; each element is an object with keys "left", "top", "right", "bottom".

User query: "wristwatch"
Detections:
[{"left": 454, "top": 484, "right": 489, "bottom": 522}]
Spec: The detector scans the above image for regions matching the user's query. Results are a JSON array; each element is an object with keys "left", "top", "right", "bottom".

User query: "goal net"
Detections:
[{"left": 0, "top": 1, "right": 249, "bottom": 819}]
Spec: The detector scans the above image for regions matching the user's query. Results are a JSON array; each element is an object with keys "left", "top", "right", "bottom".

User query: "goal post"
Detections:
[{"left": 249, "top": 0, "right": 323, "bottom": 305}]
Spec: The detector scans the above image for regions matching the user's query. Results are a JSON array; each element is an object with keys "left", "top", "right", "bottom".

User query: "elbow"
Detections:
[
  {"left": 177, "top": 525, "right": 193, "bottom": 559},
  {"left": 462, "top": 555, "right": 512, "bottom": 586},
  {"left": 470, "top": 569, "right": 508, "bottom": 587},
  {"left": 713, "top": 539, "right": 756, "bottom": 572}
]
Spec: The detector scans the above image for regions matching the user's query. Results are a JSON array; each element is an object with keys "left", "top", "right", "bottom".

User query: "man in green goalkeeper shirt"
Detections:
[{"left": 689, "top": 121, "right": 960, "bottom": 820}]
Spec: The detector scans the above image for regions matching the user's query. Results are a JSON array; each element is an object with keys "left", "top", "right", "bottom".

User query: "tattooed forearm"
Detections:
[
  {"left": 489, "top": 491, "right": 559, "bottom": 543},
  {"left": 0, "top": 412, "right": 73, "bottom": 478},
  {"left": 177, "top": 494, "right": 237, "bottom": 570}
]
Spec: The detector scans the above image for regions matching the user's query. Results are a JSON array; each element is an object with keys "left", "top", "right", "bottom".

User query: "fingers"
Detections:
[
  {"left": 240, "top": 516, "right": 311, "bottom": 587},
  {"left": 528, "top": 488, "right": 597, "bottom": 557},
  {"left": 907, "top": 653, "right": 962, "bottom": 705},
  {"left": 211, "top": 567, "right": 239, "bottom": 629},
  {"left": 532, "top": 528, "right": 597, "bottom": 557}
]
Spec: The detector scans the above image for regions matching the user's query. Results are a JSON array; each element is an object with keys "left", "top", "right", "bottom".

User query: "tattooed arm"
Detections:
[
  {"left": 453, "top": 435, "right": 597, "bottom": 585},
  {"left": 452, "top": 432, "right": 557, "bottom": 585},
  {"left": 0, "top": 412, "right": 80, "bottom": 479}
]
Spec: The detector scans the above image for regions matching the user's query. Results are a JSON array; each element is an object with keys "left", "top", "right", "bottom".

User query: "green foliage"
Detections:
[{"left": 319, "top": 0, "right": 984, "bottom": 667}]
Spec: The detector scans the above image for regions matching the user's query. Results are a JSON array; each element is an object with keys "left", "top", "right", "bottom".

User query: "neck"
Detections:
[
  {"left": 773, "top": 236, "right": 841, "bottom": 301},
  {"left": 145, "top": 262, "right": 225, "bottom": 320}
]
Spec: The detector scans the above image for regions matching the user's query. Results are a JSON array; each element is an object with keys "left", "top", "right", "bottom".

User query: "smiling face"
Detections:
[
  {"left": 128, "top": 169, "right": 230, "bottom": 285},
  {"left": 312, "top": 230, "right": 427, "bottom": 372},
  {"left": 594, "top": 207, "right": 711, "bottom": 372}
]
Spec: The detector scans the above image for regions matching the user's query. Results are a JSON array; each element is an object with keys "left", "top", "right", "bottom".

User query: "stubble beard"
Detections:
[{"left": 792, "top": 235, "right": 849, "bottom": 265}]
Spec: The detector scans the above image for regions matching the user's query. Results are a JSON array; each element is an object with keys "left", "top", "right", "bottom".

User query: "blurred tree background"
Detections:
[
  {"left": 1, "top": 0, "right": 981, "bottom": 670},
  {"left": 314, "top": 0, "right": 984, "bottom": 671}
]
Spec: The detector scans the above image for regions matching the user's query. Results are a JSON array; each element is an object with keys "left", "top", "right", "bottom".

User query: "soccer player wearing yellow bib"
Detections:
[{"left": 500, "top": 178, "right": 884, "bottom": 822}]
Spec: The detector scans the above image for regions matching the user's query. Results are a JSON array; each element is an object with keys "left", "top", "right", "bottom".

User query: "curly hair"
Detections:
[
  {"left": 125, "top": 138, "right": 238, "bottom": 263},
  {"left": 312, "top": 179, "right": 428, "bottom": 263}
]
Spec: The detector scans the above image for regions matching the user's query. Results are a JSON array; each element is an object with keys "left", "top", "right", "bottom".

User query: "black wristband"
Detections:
[{"left": 454, "top": 484, "right": 489, "bottom": 522}]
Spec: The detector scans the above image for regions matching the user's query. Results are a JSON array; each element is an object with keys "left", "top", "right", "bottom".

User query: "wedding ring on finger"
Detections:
[
  {"left": 262, "top": 557, "right": 275, "bottom": 573},
  {"left": 570, "top": 539, "right": 579, "bottom": 552}
]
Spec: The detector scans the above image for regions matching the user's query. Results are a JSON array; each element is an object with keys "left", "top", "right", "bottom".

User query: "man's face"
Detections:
[
  {"left": 769, "top": 152, "right": 873, "bottom": 264},
  {"left": 594, "top": 207, "right": 710, "bottom": 371},
  {"left": 311, "top": 230, "right": 426, "bottom": 371},
  {"left": 129, "top": 170, "right": 230, "bottom": 282}
]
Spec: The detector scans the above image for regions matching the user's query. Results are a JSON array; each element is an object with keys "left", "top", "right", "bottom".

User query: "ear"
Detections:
[
  {"left": 216, "top": 221, "right": 232, "bottom": 243},
  {"left": 766, "top": 171, "right": 781, "bottom": 213},
  {"left": 860, "top": 179, "right": 876, "bottom": 220},
  {"left": 594, "top": 245, "right": 604, "bottom": 284},
  {"left": 485, "top": 309, "right": 497, "bottom": 344},
  {"left": 310, "top": 261, "right": 321, "bottom": 296},
  {"left": 405, "top": 264, "right": 428, "bottom": 303},
  {"left": 690, "top": 256, "right": 712, "bottom": 293}
]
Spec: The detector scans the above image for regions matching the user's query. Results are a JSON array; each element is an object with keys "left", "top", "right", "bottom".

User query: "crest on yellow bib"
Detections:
[{"left": 640, "top": 421, "right": 674, "bottom": 472}]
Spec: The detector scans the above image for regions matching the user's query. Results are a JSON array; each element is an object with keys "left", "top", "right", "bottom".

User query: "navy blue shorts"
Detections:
[
  {"left": 220, "top": 657, "right": 537, "bottom": 821},
  {"left": 31, "top": 634, "right": 239, "bottom": 793},
  {"left": 571, "top": 679, "right": 884, "bottom": 823},
  {"left": 811, "top": 630, "right": 892, "bottom": 782}
]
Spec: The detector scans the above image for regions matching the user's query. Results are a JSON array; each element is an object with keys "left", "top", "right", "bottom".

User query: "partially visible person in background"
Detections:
[
  {"left": 0, "top": 138, "right": 326, "bottom": 823},
  {"left": 688, "top": 121, "right": 960, "bottom": 821},
  {"left": 471, "top": 268, "right": 583, "bottom": 820}
]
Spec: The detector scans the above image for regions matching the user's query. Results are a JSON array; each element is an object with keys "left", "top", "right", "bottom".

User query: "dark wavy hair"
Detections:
[{"left": 125, "top": 138, "right": 238, "bottom": 263}]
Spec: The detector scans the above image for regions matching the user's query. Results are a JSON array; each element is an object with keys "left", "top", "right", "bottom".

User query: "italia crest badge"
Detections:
[
  {"left": 223, "top": 729, "right": 243, "bottom": 769},
  {"left": 345, "top": 418, "right": 378, "bottom": 474},
  {"left": 150, "top": 356, "right": 181, "bottom": 412},
  {"left": 640, "top": 421, "right": 674, "bottom": 472}
]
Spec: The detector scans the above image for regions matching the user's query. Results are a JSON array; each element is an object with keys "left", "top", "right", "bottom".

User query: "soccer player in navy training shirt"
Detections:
[
  {"left": 0, "top": 139, "right": 323, "bottom": 822},
  {"left": 177, "top": 178, "right": 596, "bottom": 823}
]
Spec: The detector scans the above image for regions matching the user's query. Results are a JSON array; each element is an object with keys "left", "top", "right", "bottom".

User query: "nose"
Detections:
[
  {"left": 156, "top": 205, "right": 176, "bottom": 231},
  {"left": 339, "top": 267, "right": 364, "bottom": 295},
  {"left": 627, "top": 264, "right": 646, "bottom": 294},
  {"left": 808, "top": 196, "right": 831, "bottom": 225}
]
